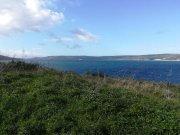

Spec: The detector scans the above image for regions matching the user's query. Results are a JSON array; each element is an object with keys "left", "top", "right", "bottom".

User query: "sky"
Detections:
[{"left": 0, "top": 0, "right": 180, "bottom": 57}]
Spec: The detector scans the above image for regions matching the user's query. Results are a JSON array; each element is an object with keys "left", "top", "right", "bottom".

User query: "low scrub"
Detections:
[{"left": 0, "top": 61, "right": 42, "bottom": 72}]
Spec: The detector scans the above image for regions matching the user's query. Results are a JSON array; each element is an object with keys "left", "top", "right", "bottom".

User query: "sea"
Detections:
[{"left": 34, "top": 60, "right": 180, "bottom": 84}]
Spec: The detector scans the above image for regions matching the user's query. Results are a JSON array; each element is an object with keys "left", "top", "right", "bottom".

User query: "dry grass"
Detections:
[{"left": 83, "top": 74, "right": 180, "bottom": 101}]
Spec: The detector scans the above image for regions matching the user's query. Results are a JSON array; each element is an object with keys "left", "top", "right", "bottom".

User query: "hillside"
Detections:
[
  {"left": 0, "top": 55, "right": 17, "bottom": 61},
  {"left": 0, "top": 61, "right": 180, "bottom": 134},
  {"left": 31, "top": 54, "right": 180, "bottom": 61}
]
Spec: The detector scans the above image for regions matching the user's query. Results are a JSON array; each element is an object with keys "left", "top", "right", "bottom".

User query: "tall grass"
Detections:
[
  {"left": 0, "top": 60, "right": 42, "bottom": 72},
  {"left": 84, "top": 71, "right": 179, "bottom": 101}
]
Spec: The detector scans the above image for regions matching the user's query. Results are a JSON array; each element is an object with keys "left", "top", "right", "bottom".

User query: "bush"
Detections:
[{"left": 0, "top": 61, "right": 41, "bottom": 72}]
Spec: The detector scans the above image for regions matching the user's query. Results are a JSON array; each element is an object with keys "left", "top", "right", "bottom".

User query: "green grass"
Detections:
[{"left": 0, "top": 61, "right": 180, "bottom": 134}]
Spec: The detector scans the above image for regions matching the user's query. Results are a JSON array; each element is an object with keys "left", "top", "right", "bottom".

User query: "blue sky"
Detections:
[{"left": 0, "top": 0, "right": 180, "bottom": 57}]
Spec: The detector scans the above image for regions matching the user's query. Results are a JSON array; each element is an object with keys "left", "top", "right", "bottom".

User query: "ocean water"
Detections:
[{"left": 35, "top": 60, "right": 180, "bottom": 84}]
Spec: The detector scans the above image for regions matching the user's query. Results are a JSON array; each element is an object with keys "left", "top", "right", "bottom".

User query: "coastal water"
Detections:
[{"left": 35, "top": 60, "right": 180, "bottom": 84}]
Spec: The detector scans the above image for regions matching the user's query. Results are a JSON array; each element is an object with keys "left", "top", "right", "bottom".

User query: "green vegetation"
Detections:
[{"left": 0, "top": 61, "right": 180, "bottom": 134}]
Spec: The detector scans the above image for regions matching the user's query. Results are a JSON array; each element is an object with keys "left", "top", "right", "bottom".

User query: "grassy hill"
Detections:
[{"left": 0, "top": 61, "right": 180, "bottom": 134}]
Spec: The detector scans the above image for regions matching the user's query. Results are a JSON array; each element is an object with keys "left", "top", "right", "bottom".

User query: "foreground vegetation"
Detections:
[{"left": 0, "top": 61, "right": 180, "bottom": 134}]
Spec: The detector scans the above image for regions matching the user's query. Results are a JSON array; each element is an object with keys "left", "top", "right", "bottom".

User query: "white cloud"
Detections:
[
  {"left": 50, "top": 36, "right": 73, "bottom": 43},
  {"left": 47, "top": 32, "right": 73, "bottom": 43},
  {"left": 0, "top": 0, "right": 64, "bottom": 35},
  {"left": 43, "top": 28, "right": 98, "bottom": 49},
  {"left": 71, "top": 29, "right": 97, "bottom": 42},
  {"left": 70, "top": 44, "right": 81, "bottom": 49},
  {"left": 41, "top": 32, "right": 82, "bottom": 49},
  {"left": 56, "top": 0, "right": 80, "bottom": 7}
]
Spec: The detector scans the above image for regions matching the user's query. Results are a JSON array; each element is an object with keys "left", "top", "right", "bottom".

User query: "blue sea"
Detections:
[{"left": 35, "top": 60, "right": 180, "bottom": 84}]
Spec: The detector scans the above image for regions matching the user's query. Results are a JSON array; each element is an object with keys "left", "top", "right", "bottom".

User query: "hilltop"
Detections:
[
  {"left": 0, "top": 55, "right": 16, "bottom": 61},
  {"left": 0, "top": 61, "right": 180, "bottom": 134}
]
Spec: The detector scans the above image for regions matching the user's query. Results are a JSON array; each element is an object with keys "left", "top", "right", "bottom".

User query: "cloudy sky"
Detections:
[{"left": 0, "top": 0, "right": 180, "bottom": 57}]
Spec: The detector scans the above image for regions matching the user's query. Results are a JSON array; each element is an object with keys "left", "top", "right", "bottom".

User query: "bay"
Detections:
[{"left": 34, "top": 60, "right": 180, "bottom": 84}]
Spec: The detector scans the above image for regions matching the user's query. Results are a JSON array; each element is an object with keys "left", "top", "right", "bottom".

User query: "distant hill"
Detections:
[
  {"left": 31, "top": 54, "right": 180, "bottom": 61},
  {"left": 0, "top": 55, "right": 16, "bottom": 61}
]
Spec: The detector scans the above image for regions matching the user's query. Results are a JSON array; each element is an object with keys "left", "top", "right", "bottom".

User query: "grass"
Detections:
[{"left": 0, "top": 61, "right": 180, "bottom": 134}]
